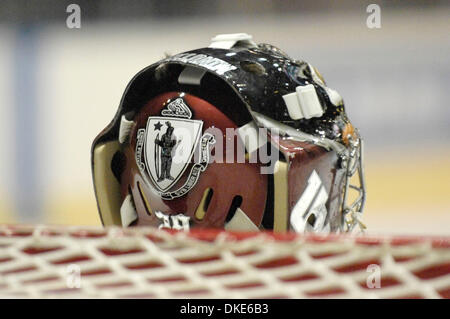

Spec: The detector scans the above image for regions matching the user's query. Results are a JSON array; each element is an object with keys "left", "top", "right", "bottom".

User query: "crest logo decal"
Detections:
[
  {"left": 136, "top": 97, "right": 215, "bottom": 200},
  {"left": 161, "top": 97, "right": 192, "bottom": 118}
]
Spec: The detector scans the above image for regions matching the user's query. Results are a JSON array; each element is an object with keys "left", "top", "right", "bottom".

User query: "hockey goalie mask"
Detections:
[{"left": 92, "top": 33, "right": 366, "bottom": 233}]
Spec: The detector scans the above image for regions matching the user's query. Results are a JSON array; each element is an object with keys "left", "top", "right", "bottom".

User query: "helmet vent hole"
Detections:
[
  {"left": 225, "top": 195, "right": 243, "bottom": 223},
  {"left": 307, "top": 214, "right": 317, "bottom": 227},
  {"left": 203, "top": 188, "right": 214, "bottom": 212},
  {"left": 195, "top": 188, "right": 214, "bottom": 221},
  {"left": 137, "top": 181, "right": 153, "bottom": 216},
  {"left": 111, "top": 151, "right": 127, "bottom": 182},
  {"left": 240, "top": 61, "right": 266, "bottom": 76}
]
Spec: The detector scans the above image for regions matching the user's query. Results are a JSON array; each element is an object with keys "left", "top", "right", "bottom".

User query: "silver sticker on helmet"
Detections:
[{"left": 166, "top": 52, "right": 237, "bottom": 75}]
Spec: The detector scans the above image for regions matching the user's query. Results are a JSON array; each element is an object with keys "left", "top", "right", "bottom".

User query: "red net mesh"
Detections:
[{"left": 0, "top": 225, "right": 449, "bottom": 298}]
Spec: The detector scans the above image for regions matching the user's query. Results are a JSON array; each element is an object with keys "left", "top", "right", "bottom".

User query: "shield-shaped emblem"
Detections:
[{"left": 143, "top": 116, "right": 203, "bottom": 192}]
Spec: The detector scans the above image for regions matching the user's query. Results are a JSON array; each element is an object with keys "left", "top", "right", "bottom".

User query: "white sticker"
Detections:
[
  {"left": 166, "top": 53, "right": 237, "bottom": 75},
  {"left": 290, "top": 170, "right": 329, "bottom": 232},
  {"left": 155, "top": 211, "right": 190, "bottom": 231}
]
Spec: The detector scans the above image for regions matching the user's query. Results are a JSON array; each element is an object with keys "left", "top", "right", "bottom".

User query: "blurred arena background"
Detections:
[{"left": 0, "top": 0, "right": 449, "bottom": 235}]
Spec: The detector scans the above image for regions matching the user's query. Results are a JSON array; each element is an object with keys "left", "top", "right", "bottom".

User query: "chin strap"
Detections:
[{"left": 340, "top": 133, "right": 367, "bottom": 233}]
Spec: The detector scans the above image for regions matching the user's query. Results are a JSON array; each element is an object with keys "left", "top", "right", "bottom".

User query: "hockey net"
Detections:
[{"left": 0, "top": 225, "right": 449, "bottom": 299}]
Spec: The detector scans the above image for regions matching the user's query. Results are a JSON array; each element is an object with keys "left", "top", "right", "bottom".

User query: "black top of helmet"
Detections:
[{"left": 94, "top": 42, "right": 348, "bottom": 147}]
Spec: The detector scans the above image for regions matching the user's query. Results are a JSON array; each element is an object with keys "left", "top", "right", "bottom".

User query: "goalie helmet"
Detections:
[{"left": 92, "top": 33, "right": 366, "bottom": 233}]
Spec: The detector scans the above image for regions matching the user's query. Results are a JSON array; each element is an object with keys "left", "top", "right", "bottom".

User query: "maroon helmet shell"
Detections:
[{"left": 91, "top": 33, "right": 366, "bottom": 233}]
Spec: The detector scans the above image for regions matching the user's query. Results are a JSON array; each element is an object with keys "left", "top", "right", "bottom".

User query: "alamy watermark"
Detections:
[
  {"left": 65, "top": 264, "right": 81, "bottom": 289},
  {"left": 164, "top": 126, "right": 280, "bottom": 175},
  {"left": 366, "top": 4, "right": 381, "bottom": 29},
  {"left": 366, "top": 264, "right": 381, "bottom": 289},
  {"left": 66, "top": 4, "right": 81, "bottom": 29}
]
